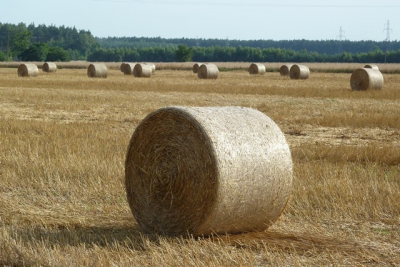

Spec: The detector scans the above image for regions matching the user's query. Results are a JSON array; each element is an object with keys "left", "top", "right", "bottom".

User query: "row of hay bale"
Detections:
[
  {"left": 350, "top": 64, "right": 383, "bottom": 90},
  {"left": 279, "top": 64, "right": 310, "bottom": 79},
  {"left": 17, "top": 62, "right": 57, "bottom": 77},
  {"left": 120, "top": 62, "right": 156, "bottom": 77},
  {"left": 192, "top": 63, "right": 220, "bottom": 79}
]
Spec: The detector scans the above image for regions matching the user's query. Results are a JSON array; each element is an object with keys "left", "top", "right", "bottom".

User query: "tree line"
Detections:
[{"left": 1, "top": 22, "right": 400, "bottom": 63}]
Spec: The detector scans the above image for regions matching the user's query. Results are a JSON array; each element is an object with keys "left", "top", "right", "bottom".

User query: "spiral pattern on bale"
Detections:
[
  {"left": 125, "top": 106, "right": 293, "bottom": 237},
  {"left": 42, "top": 62, "right": 57, "bottom": 73},
  {"left": 279, "top": 64, "right": 293, "bottom": 76},
  {"left": 192, "top": 63, "right": 203, "bottom": 73},
  {"left": 133, "top": 63, "right": 152, "bottom": 78},
  {"left": 197, "top": 64, "right": 219, "bottom": 79},
  {"left": 350, "top": 68, "right": 384, "bottom": 90},
  {"left": 87, "top": 63, "right": 108, "bottom": 78}
]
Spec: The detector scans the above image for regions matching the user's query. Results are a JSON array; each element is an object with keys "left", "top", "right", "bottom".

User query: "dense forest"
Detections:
[{"left": 0, "top": 22, "right": 399, "bottom": 63}]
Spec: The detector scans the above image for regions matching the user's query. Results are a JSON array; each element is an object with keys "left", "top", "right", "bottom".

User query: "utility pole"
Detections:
[
  {"left": 337, "top": 26, "right": 346, "bottom": 54},
  {"left": 383, "top": 20, "right": 392, "bottom": 63},
  {"left": 226, "top": 36, "right": 229, "bottom": 47}
]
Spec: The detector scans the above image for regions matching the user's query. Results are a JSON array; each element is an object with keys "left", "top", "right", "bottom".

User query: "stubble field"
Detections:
[{"left": 1, "top": 62, "right": 399, "bottom": 266}]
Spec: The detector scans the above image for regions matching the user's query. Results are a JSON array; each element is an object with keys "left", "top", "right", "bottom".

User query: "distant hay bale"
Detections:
[
  {"left": 133, "top": 63, "right": 152, "bottom": 78},
  {"left": 289, "top": 64, "right": 310, "bottom": 79},
  {"left": 350, "top": 68, "right": 384, "bottom": 90},
  {"left": 120, "top": 63, "right": 127, "bottom": 72},
  {"left": 249, "top": 63, "right": 266, "bottom": 75},
  {"left": 364, "top": 64, "right": 379, "bottom": 70},
  {"left": 123, "top": 63, "right": 136, "bottom": 75},
  {"left": 18, "top": 63, "right": 39, "bottom": 77},
  {"left": 87, "top": 63, "right": 108, "bottom": 78},
  {"left": 192, "top": 63, "right": 203, "bottom": 73},
  {"left": 144, "top": 63, "right": 156, "bottom": 73},
  {"left": 125, "top": 106, "right": 293, "bottom": 237},
  {"left": 279, "top": 64, "right": 293, "bottom": 76},
  {"left": 198, "top": 63, "right": 219, "bottom": 79},
  {"left": 42, "top": 62, "right": 57, "bottom": 73}
]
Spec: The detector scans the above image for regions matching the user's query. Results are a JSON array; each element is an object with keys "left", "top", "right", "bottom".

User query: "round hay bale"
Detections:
[
  {"left": 249, "top": 63, "right": 266, "bottom": 75},
  {"left": 123, "top": 63, "right": 136, "bottom": 75},
  {"left": 289, "top": 64, "right": 310, "bottom": 79},
  {"left": 87, "top": 63, "right": 108, "bottom": 78},
  {"left": 144, "top": 63, "right": 156, "bottom": 73},
  {"left": 18, "top": 63, "right": 39, "bottom": 77},
  {"left": 350, "top": 68, "right": 384, "bottom": 90},
  {"left": 198, "top": 63, "right": 219, "bottom": 79},
  {"left": 133, "top": 63, "right": 152, "bottom": 78},
  {"left": 364, "top": 64, "right": 379, "bottom": 70},
  {"left": 120, "top": 63, "right": 127, "bottom": 72},
  {"left": 125, "top": 106, "right": 293, "bottom": 237},
  {"left": 279, "top": 64, "right": 293, "bottom": 76},
  {"left": 42, "top": 62, "right": 57, "bottom": 73},
  {"left": 192, "top": 63, "right": 203, "bottom": 73}
]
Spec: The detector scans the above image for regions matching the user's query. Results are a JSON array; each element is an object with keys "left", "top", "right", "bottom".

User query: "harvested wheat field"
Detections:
[{"left": 0, "top": 63, "right": 399, "bottom": 266}]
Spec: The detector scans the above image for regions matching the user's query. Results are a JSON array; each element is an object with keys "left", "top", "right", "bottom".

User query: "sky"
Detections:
[{"left": 2, "top": 0, "right": 400, "bottom": 41}]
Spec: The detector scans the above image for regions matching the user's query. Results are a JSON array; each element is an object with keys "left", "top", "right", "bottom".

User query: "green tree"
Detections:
[
  {"left": 175, "top": 44, "right": 192, "bottom": 62},
  {"left": 46, "top": 46, "right": 70, "bottom": 62},
  {"left": 0, "top": 51, "right": 6, "bottom": 61},
  {"left": 19, "top": 43, "right": 49, "bottom": 61}
]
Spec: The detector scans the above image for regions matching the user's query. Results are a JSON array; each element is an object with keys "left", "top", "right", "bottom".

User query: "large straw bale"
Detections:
[
  {"left": 120, "top": 63, "right": 127, "bottom": 72},
  {"left": 123, "top": 63, "right": 137, "bottom": 75},
  {"left": 364, "top": 64, "right": 379, "bottom": 70},
  {"left": 350, "top": 68, "right": 384, "bottom": 90},
  {"left": 279, "top": 64, "right": 293, "bottom": 76},
  {"left": 289, "top": 64, "right": 310, "bottom": 79},
  {"left": 18, "top": 63, "right": 39, "bottom": 77},
  {"left": 249, "top": 63, "right": 266, "bottom": 75},
  {"left": 87, "top": 63, "right": 108, "bottom": 78},
  {"left": 198, "top": 63, "right": 219, "bottom": 79},
  {"left": 125, "top": 106, "right": 293, "bottom": 237},
  {"left": 192, "top": 63, "right": 203, "bottom": 73},
  {"left": 42, "top": 62, "right": 57, "bottom": 73},
  {"left": 133, "top": 63, "right": 152, "bottom": 78}
]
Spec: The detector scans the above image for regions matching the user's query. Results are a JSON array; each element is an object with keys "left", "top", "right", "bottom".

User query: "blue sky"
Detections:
[{"left": 2, "top": 0, "right": 400, "bottom": 41}]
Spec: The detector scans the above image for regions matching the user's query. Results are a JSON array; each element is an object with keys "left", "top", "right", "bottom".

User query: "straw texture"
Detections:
[
  {"left": 279, "top": 64, "right": 293, "bottom": 76},
  {"left": 144, "top": 63, "right": 156, "bottom": 73},
  {"left": 120, "top": 63, "right": 127, "bottom": 72},
  {"left": 350, "top": 68, "right": 384, "bottom": 90},
  {"left": 18, "top": 63, "right": 39, "bottom": 77},
  {"left": 133, "top": 63, "right": 152, "bottom": 78},
  {"left": 289, "top": 64, "right": 310, "bottom": 79},
  {"left": 198, "top": 64, "right": 219, "bottom": 79},
  {"left": 364, "top": 64, "right": 379, "bottom": 70},
  {"left": 249, "top": 63, "right": 266, "bottom": 75},
  {"left": 192, "top": 63, "right": 203, "bottom": 73},
  {"left": 42, "top": 62, "right": 57, "bottom": 73},
  {"left": 125, "top": 106, "right": 293, "bottom": 237},
  {"left": 87, "top": 63, "right": 108, "bottom": 78}
]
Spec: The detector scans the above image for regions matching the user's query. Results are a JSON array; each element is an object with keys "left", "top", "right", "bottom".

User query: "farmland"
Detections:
[{"left": 1, "top": 62, "right": 399, "bottom": 266}]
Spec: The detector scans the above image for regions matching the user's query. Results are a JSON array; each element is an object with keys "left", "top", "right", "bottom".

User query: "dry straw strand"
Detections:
[
  {"left": 198, "top": 63, "right": 219, "bottom": 79},
  {"left": 249, "top": 63, "right": 266, "bottom": 75},
  {"left": 289, "top": 64, "right": 310, "bottom": 79},
  {"left": 42, "top": 62, "right": 57, "bottom": 73},
  {"left": 87, "top": 63, "right": 108, "bottom": 78},
  {"left": 279, "top": 64, "right": 293, "bottom": 76},
  {"left": 192, "top": 63, "right": 203, "bottom": 73},
  {"left": 350, "top": 68, "right": 384, "bottom": 90},
  {"left": 18, "top": 63, "right": 39, "bottom": 77},
  {"left": 133, "top": 63, "right": 152, "bottom": 78},
  {"left": 364, "top": 64, "right": 379, "bottom": 70},
  {"left": 125, "top": 106, "right": 293, "bottom": 237}
]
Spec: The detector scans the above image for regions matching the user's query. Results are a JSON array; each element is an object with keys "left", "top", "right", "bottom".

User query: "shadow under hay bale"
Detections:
[
  {"left": 249, "top": 63, "right": 266, "bottom": 75},
  {"left": 18, "top": 63, "right": 39, "bottom": 77},
  {"left": 42, "top": 62, "right": 57, "bottom": 73},
  {"left": 279, "top": 64, "right": 293, "bottom": 76},
  {"left": 133, "top": 63, "right": 152, "bottom": 78},
  {"left": 192, "top": 63, "right": 203, "bottom": 73},
  {"left": 198, "top": 64, "right": 219, "bottom": 79},
  {"left": 289, "top": 64, "right": 310, "bottom": 79},
  {"left": 125, "top": 106, "right": 293, "bottom": 237},
  {"left": 87, "top": 63, "right": 108, "bottom": 78},
  {"left": 350, "top": 68, "right": 384, "bottom": 90}
]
